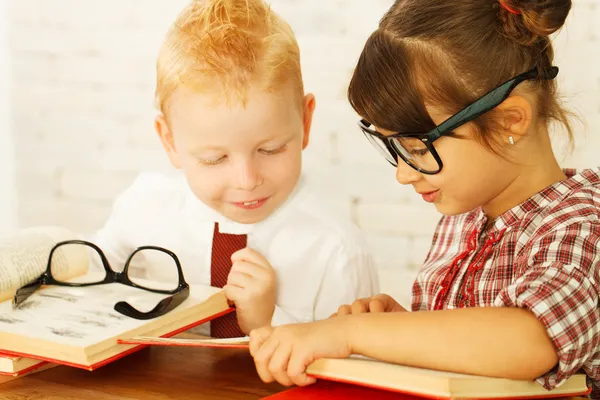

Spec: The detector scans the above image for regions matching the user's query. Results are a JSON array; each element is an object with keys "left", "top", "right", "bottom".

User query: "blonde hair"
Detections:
[{"left": 155, "top": 0, "right": 304, "bottom": 114}]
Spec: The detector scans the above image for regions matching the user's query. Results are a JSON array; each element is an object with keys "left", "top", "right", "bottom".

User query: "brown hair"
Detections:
[
  {"left": 155, "top": 0, "right": 304, "bottom": 115},
  {"left": 348, "top": 0, "right": 573, "bottom": 153}
]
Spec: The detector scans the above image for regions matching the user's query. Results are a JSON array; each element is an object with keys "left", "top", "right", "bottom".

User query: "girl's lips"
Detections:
[{"left": 421, "top": 190, "right": 440, "bottom": 203}]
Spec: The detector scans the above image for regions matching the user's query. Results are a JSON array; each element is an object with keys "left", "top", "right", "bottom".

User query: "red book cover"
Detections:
[
  {"left": 263, "top": 381, "right": 436, "bottom": 400},
  {"left": 263, "top": 381, "right": 591, "bottom": 400}
]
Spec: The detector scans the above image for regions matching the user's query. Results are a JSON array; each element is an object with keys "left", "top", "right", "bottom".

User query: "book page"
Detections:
[
  {"left": 124, "top": 335, "right": 249, "bottom": 346},
  {"left": 0, "top": 283, "right": 166, "bottom": 347},
  {"left": 0, "top": 227, "right": 89, "bottom": 302},
  {"left": 0, "top": 279, "right": 222, "bottom": 348}
]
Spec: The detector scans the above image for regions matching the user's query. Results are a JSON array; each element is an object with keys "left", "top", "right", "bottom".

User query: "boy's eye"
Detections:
[
  {"left": 259, "top": 145, "right": 286, "bottom": 155},
  {"left": 198, "top": 155, "right": 227, "bottom": 165}
]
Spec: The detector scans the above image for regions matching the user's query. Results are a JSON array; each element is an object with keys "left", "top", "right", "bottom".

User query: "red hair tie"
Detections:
[{"left": 499, "top": 0, "right": 521, "bottom": 15}]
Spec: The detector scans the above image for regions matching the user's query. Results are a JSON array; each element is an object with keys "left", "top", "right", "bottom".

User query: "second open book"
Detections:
[{"left": 121, "top": 333, "right": 589, "bottom": 399}]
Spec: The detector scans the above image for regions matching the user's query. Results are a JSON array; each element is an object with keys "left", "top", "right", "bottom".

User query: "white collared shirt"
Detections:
[{"left": 90, "top": 171, "right": 378, "bottom": 327}]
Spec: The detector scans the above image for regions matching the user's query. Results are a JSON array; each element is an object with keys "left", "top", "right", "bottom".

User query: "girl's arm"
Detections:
[
  {"left": 250, "top": 306, "right": 558, "bottom": 387},
  {"left": 346, "top": 307, "right": 557, "bottom": 380},
  {"left": 251, "top": 223, "right": 600, "bottom": 388}
]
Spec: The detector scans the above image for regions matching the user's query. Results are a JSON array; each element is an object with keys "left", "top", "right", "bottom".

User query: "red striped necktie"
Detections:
[{"left": 210, "top": 222, "right": 246, "bottom": 338}]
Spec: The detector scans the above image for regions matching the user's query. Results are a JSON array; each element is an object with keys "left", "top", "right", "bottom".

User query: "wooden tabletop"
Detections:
[
  {"left": 0, "top": 344, "right": 591, "bottom": 400},
  {"left": 0, "top": 346, "right": 284, "bottom": 399}
]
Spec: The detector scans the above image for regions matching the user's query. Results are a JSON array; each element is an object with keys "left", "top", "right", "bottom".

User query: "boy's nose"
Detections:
[
  {"left": 234, "top": 159, "right": 263, "bottom": 191},
  {"left": 395, "top": 159, "right": 422, "bottom": 185}
]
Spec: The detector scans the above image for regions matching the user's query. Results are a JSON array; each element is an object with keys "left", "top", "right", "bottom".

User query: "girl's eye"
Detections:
[
  {"left": 259, "top": 145, "right": 286, "bottom": 155},
  {"left": 410, "top": 148, "right": 430, "bottom": 157},
  {"left": 198, "top": 156, "right": 227, "bottom": 166}
]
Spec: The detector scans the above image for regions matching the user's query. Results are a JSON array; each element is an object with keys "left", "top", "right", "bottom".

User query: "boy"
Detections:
[{"left": 91, "top": 0, "right": 378, "bottom": 336}]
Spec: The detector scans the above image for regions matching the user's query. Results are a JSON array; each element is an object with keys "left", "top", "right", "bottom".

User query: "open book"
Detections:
[
  {"left": 292, "top": 357, "right": 589, "bottom": 399},
  {"left": 0, "top": 226, "right": 86, "bottom": 304},
  {"left": 115, "top": 336, "right": 589, "bottom": 399},
  {"left": 0, "top": 226, "right": 232, "bottom": 370}
]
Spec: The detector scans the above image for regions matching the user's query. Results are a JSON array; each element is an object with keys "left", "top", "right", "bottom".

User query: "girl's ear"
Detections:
[
  {"left": 494, "top": 95, "right": 533, "bottom": 145},
  {"left": 155, "top": 114, "right": 182, "bottom": 169}
]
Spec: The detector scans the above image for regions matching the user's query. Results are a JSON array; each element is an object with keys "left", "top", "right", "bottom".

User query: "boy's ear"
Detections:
[
  {"left": 155, "top": 114, "right": 182, "bottom": 169},
  {"left": 495, "top": 95, "right": 532, "bottom": 146},
  {"left": 301, "top": 93, "right": 316, "bottom": 150}
]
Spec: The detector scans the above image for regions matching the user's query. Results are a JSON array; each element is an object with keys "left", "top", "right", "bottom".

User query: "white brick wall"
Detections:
[
  {"left": 9, "top": 0, "right": 600, "bottom": 306},
  {"left": 0, "top": 0, "right": 16, "bottom": 235}
]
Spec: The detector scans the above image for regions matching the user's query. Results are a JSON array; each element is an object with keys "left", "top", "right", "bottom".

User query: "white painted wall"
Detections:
[{"left": 0, "top": 0, "right": 16, "bottom": 235}]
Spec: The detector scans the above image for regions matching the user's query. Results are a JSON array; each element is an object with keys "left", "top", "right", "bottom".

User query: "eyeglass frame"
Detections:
[
  {"left": 358, "top": 66, "right": 559, "bottom": 175},
  {"left": 13, "top": 240, "right": 190, "bottom": 320}
]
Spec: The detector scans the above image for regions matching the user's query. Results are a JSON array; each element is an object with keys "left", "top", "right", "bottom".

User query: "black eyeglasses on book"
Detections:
[{"left": 12, "top": 240, "right": 190, "bottom": 320}]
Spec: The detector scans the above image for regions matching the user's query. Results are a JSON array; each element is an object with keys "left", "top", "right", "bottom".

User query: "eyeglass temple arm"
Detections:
[
  {"left": 113, "top": 286, "right": 190, "bottom": 320},
  {"left": 433, "top": 67, "right": 558, "bottom": 138},
  {"left": 12, "top": 276, "right": 44, "bottom": 309},
  {"left": 433, "top": 80, "right": 516, "bottom": 137}
]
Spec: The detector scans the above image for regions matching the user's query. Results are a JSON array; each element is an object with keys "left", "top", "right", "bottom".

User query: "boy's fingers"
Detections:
[
  {"left": 226, "top": 270, "right": 253, "bottom": 289},
  {"left": 223, "top": 285, "right": 239, "bottom": 302},
  {"left": 231, "top": 260, "right": 272, "bottom": 281},
  {"left": 230, "top": 260, "right": 260, "bottom": 275},
  {"left": 231, "top": 247, "right": 270, "bottom": 267}
]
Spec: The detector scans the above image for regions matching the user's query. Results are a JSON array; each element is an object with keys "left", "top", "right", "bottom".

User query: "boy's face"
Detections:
[{"left": 156, "top": 83, "right": 315, "bottom": 224}]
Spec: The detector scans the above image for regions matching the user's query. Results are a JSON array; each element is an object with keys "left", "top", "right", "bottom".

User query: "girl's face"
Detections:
[{"left": 376, "top": 106, "right": 523, "bottom": 218}]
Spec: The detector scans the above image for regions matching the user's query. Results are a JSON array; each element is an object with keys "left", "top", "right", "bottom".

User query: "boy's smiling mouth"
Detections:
[{"left": 231, "top": 197, "right": 270, "bottom": 210}]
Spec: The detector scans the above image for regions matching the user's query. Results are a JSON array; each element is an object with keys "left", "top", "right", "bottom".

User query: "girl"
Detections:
[{"left": 248, "top": 0, "right": 600, "bottom": 397}]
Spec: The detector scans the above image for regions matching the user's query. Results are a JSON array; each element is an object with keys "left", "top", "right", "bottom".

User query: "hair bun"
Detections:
[{"left": 500, "top": 0, "right": 572, "bottom": 45}]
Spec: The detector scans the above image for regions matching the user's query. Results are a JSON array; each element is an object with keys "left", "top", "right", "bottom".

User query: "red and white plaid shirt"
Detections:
[{"left": 412, "top": 168, "right": 600, "bottom": 397}]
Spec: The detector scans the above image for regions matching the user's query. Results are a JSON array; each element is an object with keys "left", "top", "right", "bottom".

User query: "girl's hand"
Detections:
[
  {"left": 249, "top": 319, "right": 352, "bottom": 387},
  {"left": 331, "top": 294, "right": 406, "bottom": 317}
]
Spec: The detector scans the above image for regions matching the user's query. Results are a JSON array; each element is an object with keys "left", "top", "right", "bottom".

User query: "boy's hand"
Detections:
[
  {"left": 250, "top": 319, "right": 352, "bottom": 387},
  {"left": 330, "top": 294, "right": 406, "bottom": 317},
  {"left": 224, "top": 248, "right": 277, "bottom": 334}
]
